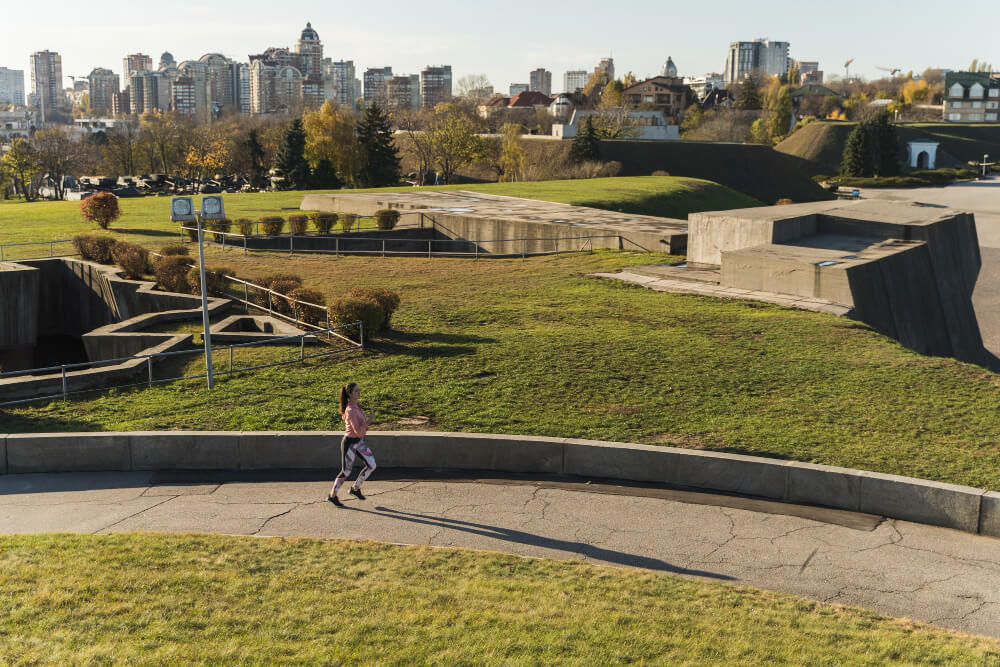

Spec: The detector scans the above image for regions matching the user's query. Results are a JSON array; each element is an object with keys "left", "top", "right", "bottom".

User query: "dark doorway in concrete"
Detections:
[
  {"left": 32, "top": 335, "right": 89, "bottom": 370},
  {"left": 917, "top": 151, "right": 929, "bottom": 169}
]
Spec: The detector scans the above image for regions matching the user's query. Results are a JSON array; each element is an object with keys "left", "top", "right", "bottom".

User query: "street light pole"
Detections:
[
  {"left": 196, "top": 214, "right": 214, "bottom": 389},
  {"left": 983, "top": 154, "right": 990, "bottom": 178}
]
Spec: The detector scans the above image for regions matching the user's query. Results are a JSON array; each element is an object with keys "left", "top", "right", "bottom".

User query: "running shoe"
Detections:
[
  {"left": 328, "top": 495, "right": 344, "bottom": 507},
  {"left": 349, "top": 487, "right": 366, "bottom": 501}
]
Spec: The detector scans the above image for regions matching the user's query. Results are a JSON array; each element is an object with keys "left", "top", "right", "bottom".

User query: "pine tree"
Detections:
[
  {"left": 874, "top": 113, "right": 902, "bottom": 176},
  {"left": 841, "top": 120, "right": 875, "bottom": 177},
  {"left": 840, "top": 112, "right": 900, "bottom": 178},
  {"left": 310, "top": 158, "right": 343, "bottom": 189},
  {"left": 356, "top": 103, "right": 401, "bottom": 188},
  {"left": 274, "top": 118, "right": 311, "bottom": 190},
  {"left": 242, "top": 129, "right": 266, "bottom": 189},
  {"left": 570, "top": 116, "right": 600, "bottom": 162},
  {"left": 737, "top": 75, "right": 762, "bottom": 110}
]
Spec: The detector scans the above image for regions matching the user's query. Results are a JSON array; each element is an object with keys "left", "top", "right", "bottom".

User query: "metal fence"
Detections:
[
  {"left": 219, "top": 273, "right": 332, "bottom": 331},
  {"left": 0, "top": 239, "right": 77, "bottom": 262},
  {"left": 0, "top": 321, "right": 363, "bottom": 408}
]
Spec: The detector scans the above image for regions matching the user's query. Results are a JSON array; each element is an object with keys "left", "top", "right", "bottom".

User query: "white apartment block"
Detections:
[
  {"left": 0, "top": 68, "right": 26, "bottom": 106},
  {"left": 724, "top": 39, "right": 789, "bottom": 83}
]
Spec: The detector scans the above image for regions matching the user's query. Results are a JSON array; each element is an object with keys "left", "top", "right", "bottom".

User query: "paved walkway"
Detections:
[{"left": 2, "top": 470, "right": 1000, "bottom": 639}]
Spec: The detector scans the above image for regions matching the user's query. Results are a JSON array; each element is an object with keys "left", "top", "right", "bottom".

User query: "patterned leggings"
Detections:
[{"left": 332, "top": 436, "right": 376, "bottom": 493}]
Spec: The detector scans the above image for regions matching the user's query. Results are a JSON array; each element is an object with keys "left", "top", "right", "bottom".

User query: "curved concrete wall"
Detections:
[{"left": 1, "top": 430, "right": 997, "bottom": 537}]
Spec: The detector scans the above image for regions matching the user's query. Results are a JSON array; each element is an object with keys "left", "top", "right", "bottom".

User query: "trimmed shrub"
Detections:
[
  {"left": 160, "top": 244, "right": 189, "bottom": 257},
  {"left": 268, "top": 279, "right": 302, "bottom": 315},
  {"left": 311, "top": 212, "right": 338, "bottom": 234},
  {"left": 599, "top": 160, "right": 623, "bottom": 177},
  {"left": 346, "top": 287, "right": 400, "bottom": 330},
  {"left": 260, "top": 274, "right": 303, "bottom": 290},
  {"left": 374, "top": 208, "right": 401, "bottom": 231},
  {"left": 651, "top": 170, "right": 671, "bottom": 177},
  {"left": 287, "top": 287, "right": 327, "bottom": 325},
  {"left": 111, "top": 241, "right": 150, "bottom": 279},
  {"left": 72, "top": 234, "right": 116, "bottom": 264},
  {"left": 260, "top": 216, "right": 285, "bottom": 235},
  {"left": 80, "top": 192, "right": 121, "bottom": 229},
  {"left": 236, "top": 218, "right": 254, "bottom": 236},
  {"left": 154, "top": 255, "right": 194, "bottom": 293},
  {"left": 210, "top": 218, "right": 232, "bottom": 243},
  {"left": 184, "top": 225, "right": 200, "bottom": 241},
  {"left": 340, "top": 213, "right": 359, "bottom": 232},
  {"left": 288, "top": 214, "right": 310, "bottom": 235},
  {"left": 327, "top": 295, "right": 384, "bottom": 340},
  {"left": 187, "top": 265, "right": 234, "bottom": 296},
  {"left": 248, "top": 274, "right": 304, "bottom": 309}
]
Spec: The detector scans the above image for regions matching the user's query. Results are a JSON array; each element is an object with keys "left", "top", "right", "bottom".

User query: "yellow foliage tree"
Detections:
[
  {"left": 302, "top": 100, "right": 361, "bottom": 186},
  {"left": 185, "top": 138, "right": 229, "bottom": 181},
  {"left": 902, "top": 79, "right": 931, "bottom": 104}
]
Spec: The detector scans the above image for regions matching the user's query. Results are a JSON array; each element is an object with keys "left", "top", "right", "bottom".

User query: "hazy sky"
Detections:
[{"left": 3, "top": 0, "right": 996, "bottom": 91}]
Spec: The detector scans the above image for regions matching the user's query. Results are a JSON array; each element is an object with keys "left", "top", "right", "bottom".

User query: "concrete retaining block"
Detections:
[
  {"left": 859, "top": 472, "right": 984, "bottom": 533},
  {"left": 0, "top": 434, "right": 6, "bottom": 475},
  {"left": 978, "top": 492, "right": 1000, "bottom": 538},
  {"left": 563, "top": 439, "right": 679, "bottom": 483},
  {"left": 671, "top": 449, "right": 788, "bottom": 499},
  {"left": 131, "top": 431, "right": 239, "bottom": 470},
  {"left": 239, "top": 431, "right": 340, "bottom": 469},
  {"left": 367, "top": 432, "right": 564, "bottom": 473},
  {"left": 7, "top": 433, "right": 131, "bottom": 473},
  {"left": 785, "top": 462, "right": 862, "bottom": 511}
]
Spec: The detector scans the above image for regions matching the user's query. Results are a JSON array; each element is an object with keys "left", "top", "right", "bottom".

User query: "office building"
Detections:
[
  {"left": 29, "top": 50, "right": 63, "bottom": 120},
  {"left": 529, "top": 68, "right": 552, "bottom": 96},
  {"left": 87, "top": 67, "right": 119, "bottom": 114},
  {"left": 122, "top": 53, "right": 152, "bottom": 81},
  {"left": 509, "top": 83, "right": 529, "bottom": 96},
  {"left": 724, "top": 39, "right": 790, "bottom": 83},
  {"left": 420, "top": 65, "right": 452, "bottom": 108},
  {"left": 563, "top": 70, "right": 588, "bottom": 93},
  {"left": 364, "top": 67, "right": 392, "bottom": 106},
  {"left": 0, "top": 67, "right": 26, "bottom": 106}
]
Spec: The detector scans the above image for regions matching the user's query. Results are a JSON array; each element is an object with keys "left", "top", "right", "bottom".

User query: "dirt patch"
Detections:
[{"left": 643, "top": 432, "right": 726, "bottom": 449}]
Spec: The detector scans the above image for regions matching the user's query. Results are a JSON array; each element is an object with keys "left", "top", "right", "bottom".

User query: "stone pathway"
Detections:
[{"left": 2, "top": 470, "right": 999, "bottom": 639}]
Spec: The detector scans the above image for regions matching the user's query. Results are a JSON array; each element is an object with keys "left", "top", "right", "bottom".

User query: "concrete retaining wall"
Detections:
[{"left": 1, "top": 430, "right": 997, "bottom": 537}]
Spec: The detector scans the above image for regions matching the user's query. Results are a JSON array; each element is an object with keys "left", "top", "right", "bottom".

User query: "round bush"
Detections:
[
  {"left": 287, "top": 287, "right": 327, "bottom": 325},
  {"left": 259, "top": 216, "right": 285, "bottom": 236},
  {"left": 236, "top": 218, "right": 254, "bottom": 236},
  {"left": 340, "top": 213, "right": 359, "bottom": 232},
  {"left": 345, "top": 287, "right": 400, "bottom": 330},
  {"left": 288, "top": 215, "right": 310, "bottom": 235},
  {"left": 159, "top": 244, "right": 189, "bottom": 257},
  {"left": 72, "top": 234, "right": 117, "bottom": 264},
  {"left": 154, "top": 255, "right": 194, "bottom": 294},
  {"left": 327, "top": 295, "right": 384, "bottom": 341},
  {"left": 374, "top": 209, "right": 401, "bottom": 231},
  {"left": 80, "top": 192, "right": 121, "bottom": 229},
  {"left": 187, "top": 265, "right": 234, "bottom": 297},
  {"left": 267, "top": 279, "right": 302, "bottom": 316},
  {"left": 110, "top": 241, "right": 150, "bottom": 279},
  {"left": 310, "top": 212, "right": 338, "bottom": 234}
]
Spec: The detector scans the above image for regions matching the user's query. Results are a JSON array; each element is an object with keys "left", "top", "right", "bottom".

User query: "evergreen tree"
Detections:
[
  {"left": 274, "top": 118, "right": 311, "bottom": 190},
  {"left": 737, "top": 75, "right": 762, "bottom": 110},
  {"left": 873, "top": 112, "right": 902, "bottom": 176},
  {"left": 356, "top": 103, "right": 401, "bottom": 188},
  {"left": 310, "top": 158, "right": 343, "bottom": 189},
  {"left": 242, "top": 129, "right": 266, "bottom": 189},
  {"left": 841, "top": 120, "right": 875, "bottom": 177},
  {"left": 767, "top": 86, "right": 794, "bottom": 141},
  {"left": 840, "top": 112, "right": 900, "bottom": 177},
  {"left": 570, "top": 116, "right": 600, "bottom": 162}
]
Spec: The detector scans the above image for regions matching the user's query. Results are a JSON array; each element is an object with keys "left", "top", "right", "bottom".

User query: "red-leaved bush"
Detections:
[{"left": 80, "top": 192, "right": 121, "bottom": 229}]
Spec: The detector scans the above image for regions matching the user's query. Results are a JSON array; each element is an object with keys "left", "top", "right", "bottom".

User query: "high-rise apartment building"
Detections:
[
  {"left": 724, "top": 39, "right": 790, "bottom": 83},
  {"left": 0, "top": 67, "right": 26, "bottom": 106},
  {"left": 159, "top": 52, "right": 177, "bottom": 70},
  {"left": 122, "top": 53, "right": 152, "bottom": 81},
  {"left": 171, "top": 77, "right": 197, "bottom": 115},
  {"left": 529, "top": 68, "right": 552, "bottom": 97},
  {"left": 248, "top": 23, "right": 324, "bottom": 114},
  {"left": 29, "top": 50, "right": 63, "bottom": 120},
  {"left": 325, "top": 59, "right": 356, "bottom": 106},
  {"left": 231, "top": 62, "right": 251, "bottom": 114},
  {"left": 563, "top": 70, "right": 587, "bottom": 93},
  {"left": 295, "top": 23, "right": 323, "bottom": 79},
  {"left": 509, "top": 83, "right": 529, "bottom": 96},
  {"left": 386, "top": 74, "right": 421, "bottom": 111},
  {"left": 420, "top": 65, "right": 452, "bottom": 108},
  {"left": 87, "top": 67, "right": 119, "bottom": 114},
  {"left": 595, "top": 57, "right": 614, "bottom": 84},
  {"left": 364, "top": 67, "right": 392, "bottom": 106}
]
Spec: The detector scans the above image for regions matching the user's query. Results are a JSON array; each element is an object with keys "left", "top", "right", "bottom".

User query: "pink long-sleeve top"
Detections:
[{"left": 343, "top": 402, "right": 368, "bottom": 437}]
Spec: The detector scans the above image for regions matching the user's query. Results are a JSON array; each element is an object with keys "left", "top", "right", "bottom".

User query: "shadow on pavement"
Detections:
[{"left": 344, "top": 503, "right": 735, "bottom": 580}]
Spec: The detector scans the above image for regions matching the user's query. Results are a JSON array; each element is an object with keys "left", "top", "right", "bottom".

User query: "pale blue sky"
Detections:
[{"left": 3, "top": 0, "right": 997, "bottom": 91}]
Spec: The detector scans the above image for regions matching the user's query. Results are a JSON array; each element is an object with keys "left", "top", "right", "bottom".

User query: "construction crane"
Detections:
[
  {"left": 877, "top": 67, "right": 902, "bottom": 77},
  {"left": 844, "top": 58, "right": 855, "bottom": 81}
]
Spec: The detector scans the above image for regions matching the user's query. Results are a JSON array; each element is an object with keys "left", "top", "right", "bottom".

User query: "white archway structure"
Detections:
[{"left": 907, "top": 140, "right": 939, "bottom": 170}]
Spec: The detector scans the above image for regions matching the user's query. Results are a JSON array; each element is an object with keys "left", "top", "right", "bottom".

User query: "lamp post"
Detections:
[
  {"left": 196, "top": 213, "right": 214, "bottom": 389},
  {"left": 983, "top": 154, "right": 990, "bottom": 178}
]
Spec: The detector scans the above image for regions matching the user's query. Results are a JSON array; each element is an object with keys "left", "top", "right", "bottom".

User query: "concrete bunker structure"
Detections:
[
  {"left": 300, "top": 190, "right": 689, "bottom": 254},
  {"left": 687, "top": 199, "right": 988, "bottom": 365},
  {"left": 0, "top": 258, "right": 311, "bottom": 402}
]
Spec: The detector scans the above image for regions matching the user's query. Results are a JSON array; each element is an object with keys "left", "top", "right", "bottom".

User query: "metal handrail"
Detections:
[{"left": 0, "top": 239, "right": 77, "bottom": 262}]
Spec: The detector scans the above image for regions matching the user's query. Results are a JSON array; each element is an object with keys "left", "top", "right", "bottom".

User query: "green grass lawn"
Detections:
[
  {"left": 0, "top": 176, "right": 757, "bottom": 252},
  {"left": 1, "top": 533, "right": 996, "bottom": 663},
  {"left": 5, "top": 250, "right": 1000, "bottom": 490}
]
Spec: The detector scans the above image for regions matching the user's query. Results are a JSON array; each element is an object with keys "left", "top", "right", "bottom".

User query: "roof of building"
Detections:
[
  {"left": 508, "top": 91, "right": 553, "bottom": 107},
  {"left": 701, "top": 88, "right": 735, "bottom": 107},
  {"left": 790, "top": 84, "right": 841, "bottom": 97},
  {"left": 300, "top": 22, "right": 320, "bottom": 42},
  {"left": 623, "top": 76, "right": 691, "bottom": 95}
]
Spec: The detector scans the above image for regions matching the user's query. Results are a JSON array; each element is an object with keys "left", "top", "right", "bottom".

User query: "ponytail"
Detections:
[{"left": 339, "top": 382, "right": 358, "bottom": 416}]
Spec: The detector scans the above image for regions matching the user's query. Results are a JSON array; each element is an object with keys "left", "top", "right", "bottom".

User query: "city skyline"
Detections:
[{"left": 2, "top": 0, "right": 995, "bottom": 98}]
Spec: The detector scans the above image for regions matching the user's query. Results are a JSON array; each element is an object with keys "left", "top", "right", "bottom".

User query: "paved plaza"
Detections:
[{"left": 2, "top": 470, "right": 999, "bottom": 639}]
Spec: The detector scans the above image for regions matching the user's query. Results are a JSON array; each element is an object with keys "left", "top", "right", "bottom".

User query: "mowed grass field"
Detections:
[
  {"left": 1, "top": 533, "right": 997, "bottom": 663},
  {"left": 4, "top": 247, "right": 1000, "bottom": 490},
  {"left": 0, "top": 175, "right": 758, "bottom": 251}
]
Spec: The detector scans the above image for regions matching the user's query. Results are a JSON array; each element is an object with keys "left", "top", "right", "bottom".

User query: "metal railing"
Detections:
[
  {"left": 180, "top": 213, "right": 423, "bottom": 246},
  {"left": 0, "top": 239, "right": 77, "bottom": 262},
  {"left": 219, "top": 274, "right": 333, "bottom": 333},
  {"left": 0, "top": 321, "right": 363, "bottom": 408}
]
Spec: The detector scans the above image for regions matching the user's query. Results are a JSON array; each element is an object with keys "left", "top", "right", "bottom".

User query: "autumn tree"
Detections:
[
  {"left": 767, "top": 85, "right": 793, "bottom": 140},
  {"left": 499, "top": 123, "right": 527, "bottom": 182},
  {"left": 2, "top": 138, "right": 42, "bottom": 201},
  {"left": 302, "top": 100, "right": 361, "bottom": 185},
  {"left": 140, "top": 111, "right": 184, "bottom": 174},
  {"left": 102, "top": 119, "right": 141, "bottom": 176},
  {"left": 33, "top": 126, "right": 91, "bottom": 199},
  {"left": 356, "top": 103, "right": 400, "bottom": 187},
  {"left": 601, "top": 80, "right": 625, "bottom": 107},
  {"left": 425, "top": 103, "right": 480, "bottom": 185}
]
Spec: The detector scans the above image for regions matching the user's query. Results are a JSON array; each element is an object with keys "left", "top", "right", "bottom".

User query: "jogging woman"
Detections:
[{"left": 328, "top": 382, "right": 377, "bottom": 507}]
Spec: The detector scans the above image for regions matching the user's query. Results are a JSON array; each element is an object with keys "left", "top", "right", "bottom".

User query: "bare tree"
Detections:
[
  {"left": 397, "top": 108, "right": 434, "bottom": 185},
  {"left": 455, "top": 74, "right": 494, "bottom": 104},
  {"left": 33, "top": 127, "right": 91, "bottom": 199},
  {"left": 102, "top": 119, "right": 141, "bottom": 177}
]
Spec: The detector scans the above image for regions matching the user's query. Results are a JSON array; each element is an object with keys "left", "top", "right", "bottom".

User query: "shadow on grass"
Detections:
[
  {"left": 113, "top": 228, "right": 183, "bottom": 238},
  {"left": 351, "top": 504, "right": 734, "bottom": 579},
  {"left": 368, "top": 330, "right": 497, "bottom": 359}
]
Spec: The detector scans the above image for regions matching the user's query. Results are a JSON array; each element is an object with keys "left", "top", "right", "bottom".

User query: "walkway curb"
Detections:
[{"left": 1, "top": 430, "right": 996, "bottom": 537}]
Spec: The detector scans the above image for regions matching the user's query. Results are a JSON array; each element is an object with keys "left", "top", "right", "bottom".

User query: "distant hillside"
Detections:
[
  {"left": 775, "top": 121, "right": 1000, "bottom": 175},
  {"left": 592, "top": 139, "right": 834, "bottom": 204}
]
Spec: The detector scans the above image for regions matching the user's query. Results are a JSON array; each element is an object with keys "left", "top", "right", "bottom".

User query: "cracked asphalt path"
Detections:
[{"left": 2, "top": 470, "right": 1000, "bottom": 638}]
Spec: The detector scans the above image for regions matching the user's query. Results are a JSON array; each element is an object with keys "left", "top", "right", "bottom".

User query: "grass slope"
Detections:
[
  {"left": 1, "top": 534, "right": 996, "bottom": 663},
  {"left": 0, "top": 176, "right": 756, "bottom": 252},
  {"left": 4, "top": 251, "right": 1000, "bottom": 490}
]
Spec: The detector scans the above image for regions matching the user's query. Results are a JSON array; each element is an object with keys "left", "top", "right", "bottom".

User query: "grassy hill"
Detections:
[{"left": 776, "top": 120, "right": 1000, "bottom": 175}]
